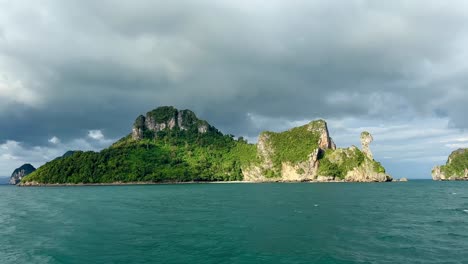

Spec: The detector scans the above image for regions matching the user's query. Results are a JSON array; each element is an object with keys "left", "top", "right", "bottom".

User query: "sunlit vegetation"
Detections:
[
  {"left": 23, "top": 128, "right": 258, "bottom": 184},
  {"left": 440, "top": 149, "right": 468, "bottom": 177}
]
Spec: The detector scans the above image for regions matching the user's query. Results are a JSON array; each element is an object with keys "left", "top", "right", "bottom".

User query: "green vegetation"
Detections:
[
  {"left": 180, "top": 110, "right": 208, "bottom": 128},
  {"left": 361, "top": 131, "right": 370, "bottom": 137},
  {"left": 262, "top": 168, "right": 280, "bottom": 178},
  {"left": 133, "top": 115, "right": 145, "bottom": 128},
  {"left": 317, "top": 148, "right": 370, "bottom": 179},
  {"left": 440, "top": 149, "right": 468, "bottom": 177},
  {"left": 317, "top": 157, "right": 341, "bottom": 178},
  {"left": 21, "top": 106, "right": 391, "bottom": 184},
  {"left": 12, "top": 164, "right": 36, "bottom": 176},
  {"left": 372, "top": 160, "right": 386, "bottom": 174},
  {"left": 263, "top": 121, "right": 322, "bottom": 170},
  {"left": 146, "top": 106, "right": 178, "bottom": 123},
  {"left": 23, "top": 125, "right": 258, "bottom": 184}
]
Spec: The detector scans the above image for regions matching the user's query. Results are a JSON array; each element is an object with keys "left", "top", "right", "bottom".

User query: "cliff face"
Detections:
[
  {"left": 243, "top": 120, "right": 333, "bottom": 181},
  {"left": 10, "top": 164, "right": 36, "bottom": 185},
  {"left": 360, "top": 131, "right": 373, "bottom": 160},
  {"left": 432, "top": 148, "right": 468, "bottom": 180},
  {"left": 243, "top": 122, "right": 391, "bottom": 182},
  {"left": 132, "top": 106, "right": 209, "bottom": 140}
]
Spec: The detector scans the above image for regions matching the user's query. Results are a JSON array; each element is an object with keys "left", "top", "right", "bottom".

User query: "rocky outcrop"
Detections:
[
  {"left": 344, "top": 159, "right": 391, "bottom": 182},
  {"left": 9, "top": 164, "right": 36, "bottom": 185},
  {"left": 431, "top": 166, "right": 445, "bottom": 181},
  {"left": 341, "top": 132, "right": 391, "bottom": 182},
  {"left": 242, "top": 120, "right": 390, "bottom": 182},
  {"left": 132, "top": 106, "right": 210, "bottom": 140},
  {"left": 432, "top": 148, "right": 468, "bottom": 180},
  {"left": 315, "top": 121, "right": 336, "bottom": 150},
  {"left": 360, "top": 131, "right": 373, "bottom": 160},
  {"left": 132, "top": 115, "right": 146, "bottom": 140},
  {"left": 317, "top": 143, "right": 392, "bottom": 183},
  {"left": 243, "top": 120, "right": 334, "bottom": 182}
]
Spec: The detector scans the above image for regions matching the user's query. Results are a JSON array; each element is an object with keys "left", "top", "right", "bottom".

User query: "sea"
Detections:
[{"left": 1, "top": 180, "right": 467, "bottom": 264}]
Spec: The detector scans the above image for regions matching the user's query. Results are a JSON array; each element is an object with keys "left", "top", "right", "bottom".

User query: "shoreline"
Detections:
[
  {"left": 17, "top": 179, "right": 403, "bottom": 187},
  {"left": 18, "top": 181, "right": 249, "bottom": 187}
]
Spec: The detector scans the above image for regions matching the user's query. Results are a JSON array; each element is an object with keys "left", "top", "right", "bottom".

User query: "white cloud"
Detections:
[
  {"left": 48, "top": 136, "right": 60, "bottom": 144},
  {"left": 0, "top": 132, "right": 116, "bottom": 175},
  {"left": 445, "top": 143, "right": 468, "bottom": 149},
  {"left": 0, "top": 76, "right": 34, "bottom": 105},
  {"left": 88, "top": 130, "right": 104, "bottom": 140}
]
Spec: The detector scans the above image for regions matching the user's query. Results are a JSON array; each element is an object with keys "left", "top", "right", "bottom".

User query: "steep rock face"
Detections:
[
  {"left": 318, "top": 144, "right": 391, "bottom": 182},
  {"left": 244, "top": 120, "right": 337, "bottom": 182},
  {"left": 317, "top": 121, "right": 336, "bottom": 150},
  {"left": 432, "top": 148, "right": 468, "bottom": 180},
  {"left": 10, "top": 164, "right": 36, "bottom": 185},
  {"left": 132, "top": 115, "right": 146, "bottom": 140},
  {"left": 360, "top": 131, "right": 373, "bottom": 160},
  {"left": 244, "top": 126, "right": 391, "bottom": 182},
  {"left": 132, "top": 106, "right": 210, "bottom": 140}
]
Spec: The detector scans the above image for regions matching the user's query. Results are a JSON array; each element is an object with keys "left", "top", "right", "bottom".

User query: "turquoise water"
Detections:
[{"left": 1, "top": 181, "right": 468, "bottom": 264}]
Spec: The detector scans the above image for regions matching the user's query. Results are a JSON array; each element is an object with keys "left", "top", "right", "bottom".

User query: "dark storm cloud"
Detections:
[{"left": 0, "top": 0, "right": 467, "bottom": 145}]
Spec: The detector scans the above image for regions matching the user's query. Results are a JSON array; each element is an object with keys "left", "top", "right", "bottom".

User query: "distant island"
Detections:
[
  {"left": 20, "top": 106, "right": 392, "bottom": 186},
  {"left": 432, "top": 148, "right": 468, "bottom": 180},
  {"left": 10, "top": 164, "right": 36, "bottom": 185}
]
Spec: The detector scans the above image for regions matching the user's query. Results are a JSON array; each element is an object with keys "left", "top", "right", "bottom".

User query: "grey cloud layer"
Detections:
[{"left": 0, "top": 1, "right": 467, "bottom": 176}]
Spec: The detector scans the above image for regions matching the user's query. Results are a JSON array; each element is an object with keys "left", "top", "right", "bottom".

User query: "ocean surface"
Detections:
[{"left": 1, "top": 181, "right": 468, "bottom": 264}]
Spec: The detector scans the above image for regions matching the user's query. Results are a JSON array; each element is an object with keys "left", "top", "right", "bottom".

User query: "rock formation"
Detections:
[
  {"left": 132, "top": 106, "right": 210, "bottom": 140},
  {"left": 243, "top": 120, "right": 335, "bottom": 182},
  {"left": 243, "top": 121, "right": 391, "bottom": 182},
  {"left": 432, "top": 148, "right": 468, "bottom": 180},
  {"left": 344, "top": 158, "right": 391, "bottom": 182},
  {"left": 360, "top": 131, "right": 373, "bottom": 160},
  {"left": 9, "top": 164, "right": 36, "bottom": 185}
]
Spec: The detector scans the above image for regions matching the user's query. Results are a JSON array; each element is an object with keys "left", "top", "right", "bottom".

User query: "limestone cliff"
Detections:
[
  {"left": 432, "top": 148, "right": 468, "bottom": 181},
  {"left": 9, "top": 164, "right": 36, "bottom": 185},
  {"left": 243, "top": 121, "right": 391, "bottom": 182},
  {"left": 132, "top": 106, "right": 210, "bottom": 140},
  {"left": 360, "top": 131, "right": 373, "bottom": 160},
  {"left": 243, "top": 120, "right": 334, "bottom": 182}
]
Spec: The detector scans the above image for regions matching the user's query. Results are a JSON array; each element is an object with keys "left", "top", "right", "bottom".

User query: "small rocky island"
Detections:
[
  {"left": 432, "top": 148, "right": 468, "bottom": 180},
  {"left": 20, "top": 106, "right": 391, "bottom": 185},
  {"left": 10, "top": 164, "right": 36, "bottom": 185}
]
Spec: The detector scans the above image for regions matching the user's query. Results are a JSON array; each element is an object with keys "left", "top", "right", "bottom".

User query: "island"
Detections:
[
  {"left": 432, "top": 148, "right": 468, "bottom": 180},
  {"left": 21, "top": 106, "right": 392, "bottom": 186},
  {"left": 10, "top": 164, "right": 36, "bottom": 185}
]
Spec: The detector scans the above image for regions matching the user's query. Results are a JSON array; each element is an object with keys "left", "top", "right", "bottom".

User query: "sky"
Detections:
[{"left": 0, "top": 0, "right": 467, "bottom": 178}]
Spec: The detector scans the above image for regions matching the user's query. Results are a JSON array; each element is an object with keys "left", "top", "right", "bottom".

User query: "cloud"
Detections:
[
  {"left": 0, "top": 70, "right": 42, "bottom": 109},
  {"left": 0, "top": 1, "right": 467, "bottom": 178},
  {"left": 88, "top": 130, "right": 104, "bottom": 140},
  {"left": 0, "top": 132, "right": 116, "bottom": 176},
  {"left": 48, "top": 136, "right": 60, "bottom": 144}
]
